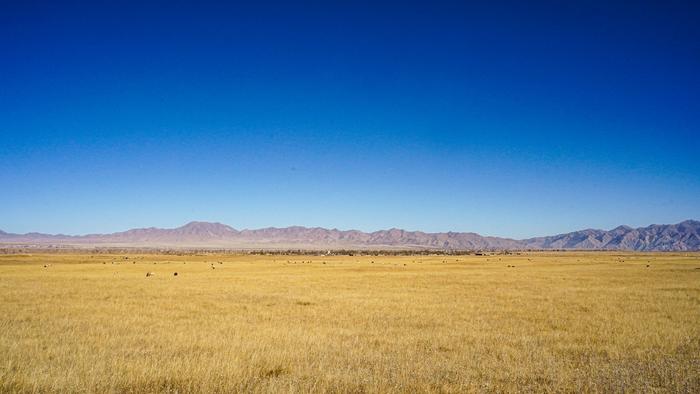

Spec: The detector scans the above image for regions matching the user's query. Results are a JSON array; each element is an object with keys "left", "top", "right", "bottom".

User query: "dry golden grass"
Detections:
[{"left": 0, "top": 252, "right": 698, "bottom": 393}]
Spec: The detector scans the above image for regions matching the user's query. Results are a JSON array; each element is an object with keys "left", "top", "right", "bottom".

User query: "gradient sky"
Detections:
[{"left": 1, "top": 1, "right": 699, "bottom": 238}]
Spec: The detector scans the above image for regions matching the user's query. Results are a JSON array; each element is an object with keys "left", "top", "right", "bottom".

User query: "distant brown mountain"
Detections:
[
  {"left": 521, "top": 220, "right": 700, "bottom": 251},
  {"left": 0, "top": 220, "right": 698, "bottom": 251}
]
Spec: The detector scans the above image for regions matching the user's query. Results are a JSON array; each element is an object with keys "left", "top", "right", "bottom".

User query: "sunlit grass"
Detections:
[{"left": 1, "top": 252, "right": 698, "bottom": 392}]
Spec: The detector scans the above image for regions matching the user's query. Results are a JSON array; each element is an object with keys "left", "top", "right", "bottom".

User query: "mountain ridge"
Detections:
[{"left": 1, "top": 220, "right": 698, "bottom": 251}]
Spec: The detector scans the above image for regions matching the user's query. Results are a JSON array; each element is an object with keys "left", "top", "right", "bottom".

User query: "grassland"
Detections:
[{"left": 0, "top": 252, "right": 698, "bottom": 393}]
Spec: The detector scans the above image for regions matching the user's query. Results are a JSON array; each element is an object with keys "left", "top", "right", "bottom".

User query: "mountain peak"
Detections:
[
  {"left": 180, "top": 221, "right": 231, "bottom": 228},
  {"left": 176, "top": 221, "right": 237, "bottom": 234},
  {"left": 0, "top": 220, "right": 697, "bottom": 251},
  {"left": 612, "top": 225, "right": 633, "bottom": 232}
]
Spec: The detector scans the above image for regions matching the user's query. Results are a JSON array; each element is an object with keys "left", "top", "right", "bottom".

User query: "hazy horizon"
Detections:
[
  {"left": 2, "top": 2, "right": 699, "bottom": 239},
  {"left": 2, "top": 218, "right": 698, "bottom": 242}
]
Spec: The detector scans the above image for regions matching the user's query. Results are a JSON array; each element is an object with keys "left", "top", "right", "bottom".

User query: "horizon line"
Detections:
[{"left": 2, "top": 219, "right": 697, "bottom": 241}]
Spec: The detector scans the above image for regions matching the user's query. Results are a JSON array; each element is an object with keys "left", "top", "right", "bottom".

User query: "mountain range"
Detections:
[{"left": 1, "top": 220, "right": 698, "bottom": 251}]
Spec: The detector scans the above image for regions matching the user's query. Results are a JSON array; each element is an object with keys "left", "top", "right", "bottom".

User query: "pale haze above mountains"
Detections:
[{"left": 1, "top": 220, "right": 698, "bottom": 251}]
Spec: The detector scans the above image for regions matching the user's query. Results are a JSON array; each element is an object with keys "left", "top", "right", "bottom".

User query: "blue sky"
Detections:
[{"left": 1, "top": 1, "right": 699, "bottom": 238}]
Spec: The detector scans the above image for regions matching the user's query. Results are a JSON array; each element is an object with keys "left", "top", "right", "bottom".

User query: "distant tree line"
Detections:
[{"left": 0, "top": 245, "right": 579, "bottom": 256}]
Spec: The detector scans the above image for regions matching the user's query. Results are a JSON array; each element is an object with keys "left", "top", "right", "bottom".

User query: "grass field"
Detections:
[{"left": 0, "top": 252, "right": 698, "bottom": 393}]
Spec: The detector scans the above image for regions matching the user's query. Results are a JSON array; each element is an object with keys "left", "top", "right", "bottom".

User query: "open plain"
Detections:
[{"left": 1, "top": 252, "right": 698, "bottom": 393}]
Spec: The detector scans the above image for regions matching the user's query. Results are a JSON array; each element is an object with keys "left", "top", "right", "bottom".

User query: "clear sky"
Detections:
[{"left": 1, "top": 1, "right": 699, "bottom": 238}]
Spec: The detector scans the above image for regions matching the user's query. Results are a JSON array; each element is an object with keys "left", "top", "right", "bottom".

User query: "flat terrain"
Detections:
[{"left": 0, "top": 252, "right": 698, "bottom": 393}]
